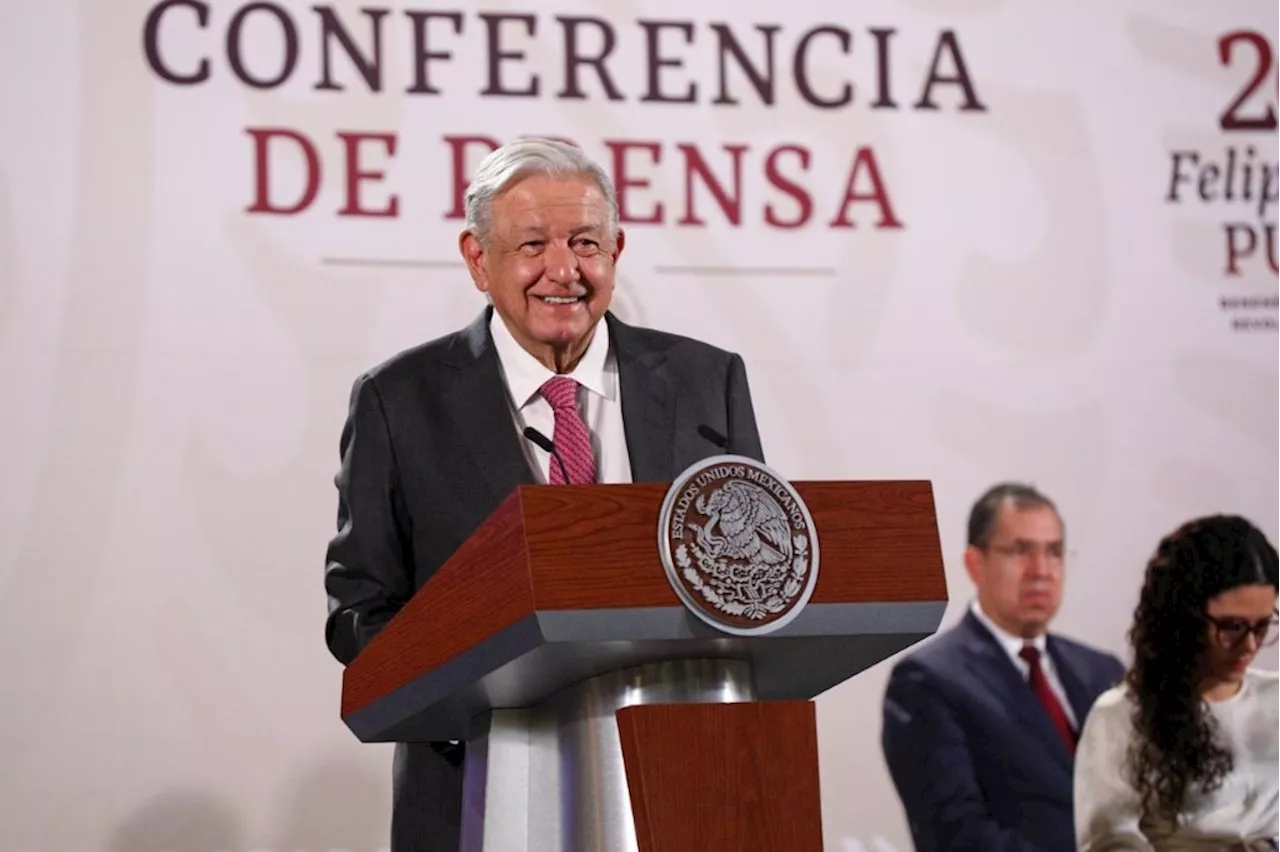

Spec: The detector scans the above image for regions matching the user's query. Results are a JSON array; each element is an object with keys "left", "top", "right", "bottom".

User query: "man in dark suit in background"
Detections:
[
  {"left": 881, "top": 483, "right": 1125, "bottom": 852},
  {"left": 322, "top": 137, "right": 765, "bottom": 852}
]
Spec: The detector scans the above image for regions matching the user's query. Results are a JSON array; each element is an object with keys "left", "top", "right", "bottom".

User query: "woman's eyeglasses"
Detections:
[{"left": 1206, "top": 612, "right": 1280, "bottom": 649}]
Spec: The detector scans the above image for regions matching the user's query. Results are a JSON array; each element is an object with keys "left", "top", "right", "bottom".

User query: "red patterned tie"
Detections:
[
  {"left": 539, "top": 376, "right": 597, "bottom": 485},
  {"left": 1019, "top": 645, "right": 1076, "bottom": 752}
]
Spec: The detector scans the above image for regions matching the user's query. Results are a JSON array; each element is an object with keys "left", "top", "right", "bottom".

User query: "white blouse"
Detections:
[{"left": 1074, "top": 668, "right": 1279, "bottom": 851}]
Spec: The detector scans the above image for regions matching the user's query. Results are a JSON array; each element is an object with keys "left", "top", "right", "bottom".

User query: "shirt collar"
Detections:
[
  {"left": 970, "top": 599, "right": 1048, "bottom": 658},
  {"left": 489, "top": 310, "right": 614, "bottom": 410}
]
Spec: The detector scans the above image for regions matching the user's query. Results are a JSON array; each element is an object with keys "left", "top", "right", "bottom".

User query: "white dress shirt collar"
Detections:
[
  {"left": 488, "top": 310, "right": 615, "bottom": 409},
  {"left": 970, "top": 599, "right": 1048, "bottom": 658}
]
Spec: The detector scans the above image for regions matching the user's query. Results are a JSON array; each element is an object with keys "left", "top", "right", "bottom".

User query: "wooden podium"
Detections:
[{"left": 340, "top": 478, "right": 947, "bottom": 851}]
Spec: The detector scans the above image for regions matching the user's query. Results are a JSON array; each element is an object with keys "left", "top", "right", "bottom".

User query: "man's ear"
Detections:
[
  {"left": 459, "top": 230, "right": 488, "bottom": 293},
  {"left": 611, "top": 228, "right": 626, "bottom": 263},
  {"left": 963, "top": 545, "right": 984, "bottom": 587}
]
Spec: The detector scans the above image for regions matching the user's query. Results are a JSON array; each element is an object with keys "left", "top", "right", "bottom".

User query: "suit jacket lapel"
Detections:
[
  {"left": 1047, "top": 637, "right": 1095, "bottom": 731},
  {"left": 608, "top": 312, "right": 677, "bottom": 482},
  {"left": 960, "top": 612, "right": 1073, "bottom": 771},
  {"left": 442, "top": 308, "right": 536, "bottom": 503}
]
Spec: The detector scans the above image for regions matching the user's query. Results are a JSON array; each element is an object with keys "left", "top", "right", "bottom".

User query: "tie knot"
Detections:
[
  {"left": 540, "top": 376, "right": 580, "bottom": 410},
  {"left": 1019, "top": 644, "right": 1041, "bottom": 667}
]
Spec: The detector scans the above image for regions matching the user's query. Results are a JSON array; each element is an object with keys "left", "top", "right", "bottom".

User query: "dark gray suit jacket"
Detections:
[{"left": 324, "top": 307, "right": 766, "bottom": 852}]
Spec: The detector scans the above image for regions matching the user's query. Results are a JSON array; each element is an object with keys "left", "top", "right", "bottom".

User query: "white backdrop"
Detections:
[{"left": 1, "top": 1, "right": 1277, "bottom": 850}]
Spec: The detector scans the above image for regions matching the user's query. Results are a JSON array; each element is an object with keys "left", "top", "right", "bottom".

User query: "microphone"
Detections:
[
  {"left": 697, "top": 423, "right": 728, "bottom": 449},
  {"left": 523, "top": 426, "right": 570, "bottom": 484}
]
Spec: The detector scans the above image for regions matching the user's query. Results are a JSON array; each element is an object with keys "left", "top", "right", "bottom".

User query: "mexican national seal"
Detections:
[{"left": 657, "top": 454, "right": 820, "bottom": 636}]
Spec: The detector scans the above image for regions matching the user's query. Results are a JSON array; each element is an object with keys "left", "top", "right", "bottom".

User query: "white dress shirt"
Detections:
[
  {"left": 970, "top": 600, "right": 1079, "bottom": 729},
  {"left": 1074, "top": 668, "right": 1279, "bottom": 851},
  {"left": 489, "top": 311, "right": 633, "bottom": 485}
]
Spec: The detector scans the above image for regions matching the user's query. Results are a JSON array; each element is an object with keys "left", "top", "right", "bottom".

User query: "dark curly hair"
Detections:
[{"left": 1124, "top": 514, "right": 1278, "bottom": 821}]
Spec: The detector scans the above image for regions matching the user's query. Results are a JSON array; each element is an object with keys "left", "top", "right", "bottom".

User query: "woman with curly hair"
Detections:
[{"left": 1073, "top": 514, "right": 1279, "bottom": 850}]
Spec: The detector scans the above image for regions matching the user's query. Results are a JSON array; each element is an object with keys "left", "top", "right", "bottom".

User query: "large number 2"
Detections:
[{"left": 1218, "top": 30, "right": 1278, "bottom": 132}]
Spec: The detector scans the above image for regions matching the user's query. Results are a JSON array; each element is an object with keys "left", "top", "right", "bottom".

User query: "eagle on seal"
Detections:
[{"left": 690, "top": 480, "right": 793, "bottom": 566}]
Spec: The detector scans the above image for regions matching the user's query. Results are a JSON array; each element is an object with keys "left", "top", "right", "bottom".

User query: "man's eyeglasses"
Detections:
[
  {"left": 1206, "top": 612, "right": 1280, "bottom": 649},
  {"left": 985, "top": 540, "right": 1066, "bottom": 563}
]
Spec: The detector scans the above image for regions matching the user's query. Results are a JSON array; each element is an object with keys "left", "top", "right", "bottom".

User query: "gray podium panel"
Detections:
[{"left": 344, "top": 599, "right": 944, "bottom": 743}]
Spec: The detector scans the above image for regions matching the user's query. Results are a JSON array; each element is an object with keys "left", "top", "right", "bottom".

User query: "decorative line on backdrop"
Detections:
[
  {"left": 321, "top": 257, "right": 466, "bottom": 269},
  {"left": 654, "top": 265, "right": 837, "bottom": 277}
]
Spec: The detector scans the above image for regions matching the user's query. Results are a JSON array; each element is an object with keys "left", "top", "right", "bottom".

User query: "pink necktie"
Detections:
[{"left": 539, "top": 376, "right": 597, "bottom": 485}]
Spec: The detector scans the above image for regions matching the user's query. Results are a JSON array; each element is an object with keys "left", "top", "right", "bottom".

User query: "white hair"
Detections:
[{"left": 464, "top": 137, "right": 619, "bottom": 245}]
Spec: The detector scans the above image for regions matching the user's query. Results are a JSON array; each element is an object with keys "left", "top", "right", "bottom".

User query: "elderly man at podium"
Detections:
[
  {"left": 322, "top": 137, "right": 766, "bottom": 852},
  {"left": 880, "top": 482, "right": 1124, "bottom": 852}
]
